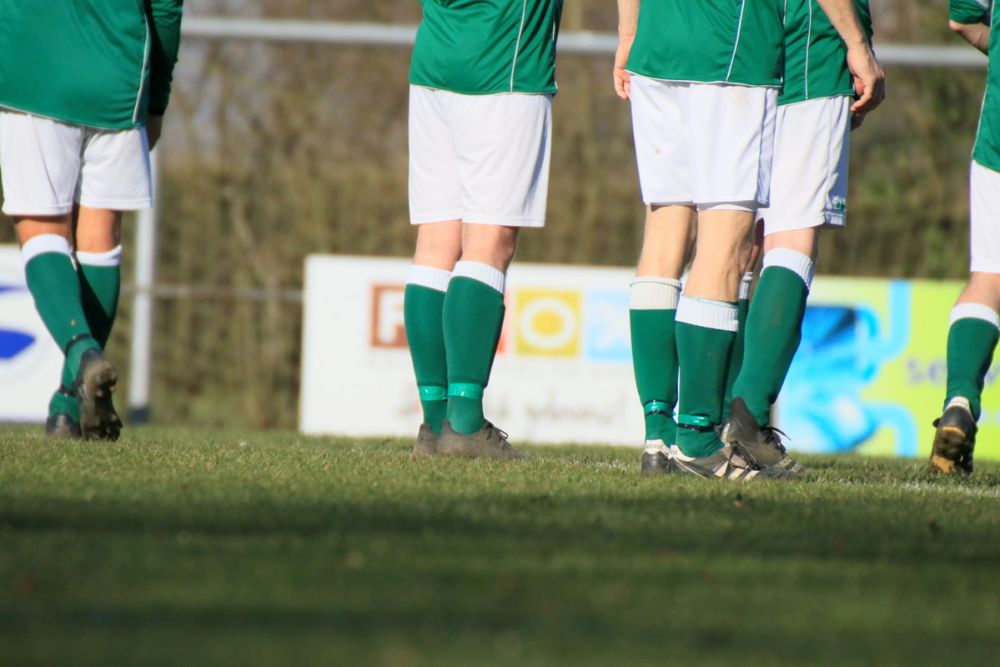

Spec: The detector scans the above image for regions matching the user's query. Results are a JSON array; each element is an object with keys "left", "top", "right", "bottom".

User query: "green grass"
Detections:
[{"left": 2, "top": 427, "right": 1000, "bottom": 666}]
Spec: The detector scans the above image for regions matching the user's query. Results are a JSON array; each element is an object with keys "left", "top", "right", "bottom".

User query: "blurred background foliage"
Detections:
[{"left": 0, "top": 1, "right": 986, "bottom": 429}]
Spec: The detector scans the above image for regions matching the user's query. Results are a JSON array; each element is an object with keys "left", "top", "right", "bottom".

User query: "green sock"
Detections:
[
  {"left": 675, "top": 297, "right": 737, "bottom": 458},
  {"left": 55, "top": 253, "right": 123, "bottom": 398},
  {"left": 48, "top": 386, "right": 79, "bottom": 421},
  {"left": 443, "top": 262, "right": 506, "bottom": 435},
  {"left": 945, "top": 305, "right": 1000, "bottom": 420},
  {"left": 629, "top": 277, "right": 681, "bottom": 443},
  {"left": 22, "top": 236, "right": 99, "bottom": 380},
  {"left": 722, "top": 273, "right": 753, "bottom": 419},
  {"left": 731, "top": 251, "right": 813, "bottom": 426},
  {"left": 404, "top": 266, "right": 451, "bottom": 433}
]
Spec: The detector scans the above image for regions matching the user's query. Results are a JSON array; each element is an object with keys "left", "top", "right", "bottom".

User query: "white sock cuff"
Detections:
[
  {"left": 452, "top": 261, "right": 505, "bottom": 294},
  {"left": 675, "top": 296, "right": 739, "bottom": 332},
  {"left": 21, "top": 234, "right": 71, "bottom": 265},
  {"left": 630, "top": 277, "right": 682, "bottom": 310},
  {"left": 763, "top": 248, "right": 815, "bottom": 288},
  {"left": 950, "top": 303, "right": 1000, "bottom": 328},
  {"left": 407, "top": 264, "right": 452, "bottom": 292},
  {"left": 76, "top": 245, "right": 123, "bottom": 268},
  {"left": 738, "top": 272, "right": 754, "bottom": 300},
  {"left": 946, "top": 396, "right": 973, "bottom": 414}
]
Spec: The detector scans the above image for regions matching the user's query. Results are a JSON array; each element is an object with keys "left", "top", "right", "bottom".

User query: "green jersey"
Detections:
[
  {"left": 410, "top": 0, "right": 563, "bottom": 95},
  {"left": 0, "top": 0, "right": 183, "bottom": 131},
  {"left": 950, "top": 0, "right": 1000, "bottom": 171},
  {"left": 626, "top": 0, "right": 785, "bottom": 87},
  {"left": 780, "top": 0, "right": 873, "bottom": 106}
]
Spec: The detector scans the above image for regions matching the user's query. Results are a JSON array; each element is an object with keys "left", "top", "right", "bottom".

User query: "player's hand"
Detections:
[
  {"left": 147, "top": 114, "right": 164, "bottom": 150},
  {"left": 614, "top": 38, "right": 634, "bottom": 100},
  {"left": 846, "top": 44, "right": 885, "bottom": 115}
]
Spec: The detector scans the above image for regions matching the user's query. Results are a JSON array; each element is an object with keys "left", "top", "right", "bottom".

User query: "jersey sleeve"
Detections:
[
  {"left": 147, "top": 0, "right": 184, "bottom": 116},
  {"left": 949, "top": 0, "right": 991, "bottom": 25}
]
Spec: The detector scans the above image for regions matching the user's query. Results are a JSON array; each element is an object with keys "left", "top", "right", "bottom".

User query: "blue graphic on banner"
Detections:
[
  {"left": 0, "top": 283, "right": 36, "bottom": 362},
  {"left": 584, "top": 290, "right": 631, "bottom": 362},
  {"left": 779, "top": 282, "right": 916, "bottom": 454}
]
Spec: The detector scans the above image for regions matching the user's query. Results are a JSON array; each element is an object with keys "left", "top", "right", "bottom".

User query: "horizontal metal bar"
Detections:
[
  {"left": 122, "top": 283, "right": 304, "bottom": 303},
  {"left": 182, "top": 17, "right": 987, "bottom": 67}
]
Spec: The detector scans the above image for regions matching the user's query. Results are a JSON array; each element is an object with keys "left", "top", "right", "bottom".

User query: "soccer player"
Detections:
[
  {"left": 928, "top": 1, "right": 997, "bottom": 475},
  {"left": 721, "top": 1, "right": 881, "bottom": 472},
  {"left": 404, "top": 0, "right": 563, "bottom": 458},
  {"left": 0, "top": 1, "right": 183, "bottom": 439},
  {"left": 618, "top": 0, "right": 883, "bottom": 480}
]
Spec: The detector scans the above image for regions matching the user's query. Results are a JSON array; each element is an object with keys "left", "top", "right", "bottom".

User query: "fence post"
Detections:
[{"left": 128, "top": 148, "right": 159, "bottom": 424}]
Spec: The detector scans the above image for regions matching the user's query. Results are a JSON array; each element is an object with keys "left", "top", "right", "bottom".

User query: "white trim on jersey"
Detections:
[
  {"left": 509, "top": 0, "right": 530, "bottom": 92},
  {"left": 725, "top": 0, "right": 748, "bottom": 83},
  {"left": 804, "top": 1, "right": 814, "bottom": 99},
  {"left": 133, "top": 12, "right": 152, "bottom": 125}
]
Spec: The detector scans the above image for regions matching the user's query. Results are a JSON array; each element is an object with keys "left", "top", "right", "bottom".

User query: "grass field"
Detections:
[{"left": 2, "top": 427, "right": 1000, "bottom": 666}]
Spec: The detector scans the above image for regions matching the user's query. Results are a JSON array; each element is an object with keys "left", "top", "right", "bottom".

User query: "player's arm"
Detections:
[
  {"left": 614, "top": 0, "right": 640, "bottom": 100},
  {"left": 948, "top": 0, "right": 992, "bottom": 55},
  {"left": 951, "top": 20, "right": 991, "bottom": 53},
  {"left": 146, "top": 0, "right": 185, "bottom": 148},
  {"left": 815, "top": 0, "right": 885, "bottom": 116}
]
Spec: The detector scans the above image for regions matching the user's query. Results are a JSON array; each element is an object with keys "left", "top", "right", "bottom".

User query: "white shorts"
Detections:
[
  {"left": 0, "top": 111, "right": 151, "bottom": 216},
  {"left": 629, "top": 75, "right": 777, "bottom": 210},
  {"left": 408, "top": 86, "right": 552, "bottom": 228},
  {"left": 757, "top": 96, "right": 852, "bottom": 235},
  {"left": 970, "top": 160, "right": 1000, "bottom": 273}
]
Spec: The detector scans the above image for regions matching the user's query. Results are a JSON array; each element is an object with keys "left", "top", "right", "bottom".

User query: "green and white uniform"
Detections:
[
  {"left": 0, "top": 0, "right": 183, "bottom": 130},
  {"left": 626, "top": 0, "right": 784, "bottom": 209},
  {"left": 408, "top": 0, "right": 562, "bottom": 227},
  {"left": 628, "top": 1, "right": 784, "bottom": 87},
  {"left": 951, "top": 0, "right": 1000, "bottom": 273},
  {"left": 758, "top": 0, "right": 873, "bottom": 234},
  {"left": 0, "top": 0, "right": 183, "bottom": 216},
  {"left": 410, "top": 0, "right": 561, "bottom": 95},
  {"left": 937, "top": 1, "right": 1000, "bottom": 448}
]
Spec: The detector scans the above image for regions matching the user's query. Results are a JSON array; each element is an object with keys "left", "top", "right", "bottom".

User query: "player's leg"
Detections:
[
  {"left": 440, "top": 223, "right": 518, "bottom": 442},
  {"left": 930, "top": 161, "right": 1000, "bottom": 474},
  {"left": 407, "top": 221, "right": 462, "bottom": 453},
  {"left": 65, "top": 122, "right": 152, "bottom": 439},
  {"left": 722, "top": 221, "right": 763, "bottom": 419},
  {"left": 0, "top": 111, "right": 111, "bottom": 437},
  {"left": 723, "top": 95, "right": 851, "bottom": 472},
  {"left": 435, "top": 90, "right": 551, "bottom": 458},
  {"left": 672, "top": 206, "right": 756, "bottom": 465},
  {"left": 626, "top": 75, "right": 697, "bottom": 473},
  {"left": 48, "top": 206, "right": 125, "bottom": 434},
  {"left": 729, "top": 225, "right": 817, "bottom": 425},
  {"left": 631, "top": 204, "right": 694, "bottom": 474},
  {"left": 668, "top": 83, "right": 792, "bottom": 480},
  {"left": 405, "top": 85, "right": 464, "bottom": 454}
]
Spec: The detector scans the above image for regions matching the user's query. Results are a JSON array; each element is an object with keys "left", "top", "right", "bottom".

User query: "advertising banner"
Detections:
[
  {"left": 0, "top": 245, "right": 65, "bottom": 422},
  {"left": 300, "top": 255, "right": 1000, "bottom": 459}
]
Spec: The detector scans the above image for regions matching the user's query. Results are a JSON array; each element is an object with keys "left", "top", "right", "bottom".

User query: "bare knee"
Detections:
[
  {"left": 762, "top": 225, "right": 819, "bottom": 259},
  {"left": 73, "top": 207, "right": 122, "bottom": 253},
  {"left": 636, "top": 205, "right": 695, "bottom": 278},
  {"left": 461, "top": 224, "right": 519, "bottom": 272},
  {"left": 413, "top": 220, "right": 463, "bottom": 270},
  {"left": 959, "top": 273, "right": 1000, "bottom": 312},
  {"left": 15, "top": 216, "right": 72, "bottom": 246}
]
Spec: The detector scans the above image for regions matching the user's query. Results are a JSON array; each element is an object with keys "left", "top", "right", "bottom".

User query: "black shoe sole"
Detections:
[{"left": 77, "top": 355, "right": 122, "bottom": 441}]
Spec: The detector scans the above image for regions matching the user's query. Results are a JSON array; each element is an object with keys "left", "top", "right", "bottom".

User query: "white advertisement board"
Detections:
[
  {"left": 0, "top": 245, "right": 64, "bottom": 422},
  {"left": 301, "top": 256, "right": 644, "bottom": 445},
  {"left": 300, "top": 255, "right": 987, "bottom": 458}
]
